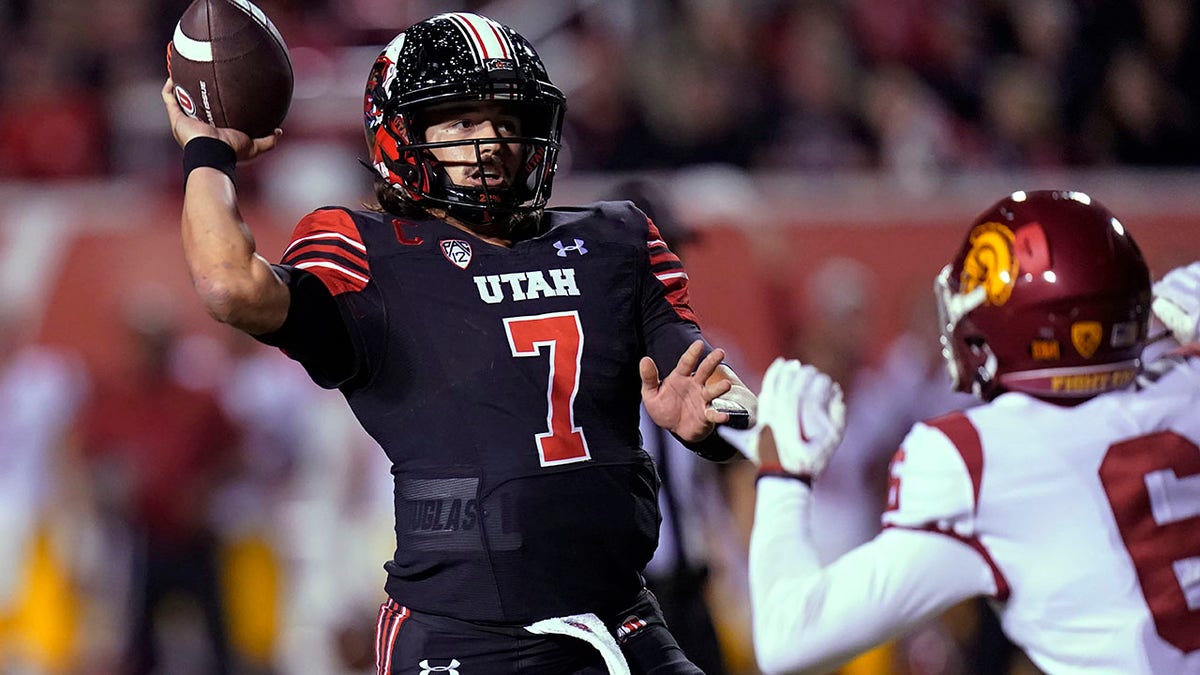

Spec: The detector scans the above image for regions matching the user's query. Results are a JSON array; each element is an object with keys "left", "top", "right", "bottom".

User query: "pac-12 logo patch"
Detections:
[{"left": 440, "top": 239, "right": 473, "bottom": 269}]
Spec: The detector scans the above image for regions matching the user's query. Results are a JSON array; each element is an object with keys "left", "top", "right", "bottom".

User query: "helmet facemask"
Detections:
[
  {"left": 935, "top": 264, "right": 1000, "bottom": 399},
  {"left": 382, "top": 98, "right": 563, "bottom": 230}
]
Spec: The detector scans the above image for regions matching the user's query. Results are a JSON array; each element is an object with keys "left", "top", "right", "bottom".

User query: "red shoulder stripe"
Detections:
[
  {"left": 282, "top": 209, "right": 369, "bottom": 296},
  {"left": 925, "top": 411, "right": 984, "bottom": 508},
  {"left": 646, "top": 218, "right": 697, "bottom": 323}
]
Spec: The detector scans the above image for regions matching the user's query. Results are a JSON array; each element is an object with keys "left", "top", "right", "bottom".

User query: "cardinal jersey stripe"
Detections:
[
  {"left": 443, "top": 12, "right": 514, "bottom": 63},
  {"left": 926, "top": 412, "right": 984, "bottom": 507}
]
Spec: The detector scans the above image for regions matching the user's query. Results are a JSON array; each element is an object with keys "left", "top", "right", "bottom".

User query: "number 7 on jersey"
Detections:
[{"left": 504, "top": 311, "right": 592, "bottom": 466}]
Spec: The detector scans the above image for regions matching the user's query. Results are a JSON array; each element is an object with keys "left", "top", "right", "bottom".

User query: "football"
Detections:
[{"left": 167, "top": 0, "right": 293, "bottom": 138}]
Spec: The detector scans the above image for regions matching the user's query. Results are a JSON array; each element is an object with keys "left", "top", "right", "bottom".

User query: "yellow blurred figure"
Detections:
[
  {"left": 221, "top": 534, "right": 281, "bottom": 666},
  {"left": 0, "top": 528, "right": 78, "bottom": 672}
]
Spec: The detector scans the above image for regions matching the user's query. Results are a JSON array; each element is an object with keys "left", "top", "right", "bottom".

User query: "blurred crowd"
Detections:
[
  {"left": 0, "top": 287, "right": 398, "bottom": 674},
  {"left": 1, "top": 0, "right": 1198, "bottom": 184}
]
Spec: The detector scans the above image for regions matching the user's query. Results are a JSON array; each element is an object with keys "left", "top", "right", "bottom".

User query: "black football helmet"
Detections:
[
  {"left": 936, "top": 190, "right": 1151, "bottom": 402},
  {"left": 364, "top": 12, "right": 566, "bottom": 227}
]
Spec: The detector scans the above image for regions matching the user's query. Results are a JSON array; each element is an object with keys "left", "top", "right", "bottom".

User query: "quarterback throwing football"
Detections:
[{"left": 163, "top": 11, "right": 754, "bottom": 675}]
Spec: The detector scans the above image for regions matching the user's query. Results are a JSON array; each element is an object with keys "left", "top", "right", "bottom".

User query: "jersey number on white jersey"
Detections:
[{"left": 1099, "top": 431, "right": 1200, "bottom": 652}]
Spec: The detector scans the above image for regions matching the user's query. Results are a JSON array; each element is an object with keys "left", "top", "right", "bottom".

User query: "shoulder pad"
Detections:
[
  {"left": 882, "top": 421, "right": 977, "bottom": 537},
  {"left": 281, "top": 208, "right": 370, "bottom": 295}
]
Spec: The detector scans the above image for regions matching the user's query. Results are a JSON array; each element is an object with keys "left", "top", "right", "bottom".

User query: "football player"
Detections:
[
  {"left": 162, "top": 11, "right": 754, "bottom": 675},
  {"left": 740, "top": 191, "right": 1200, "bottom": 675}
]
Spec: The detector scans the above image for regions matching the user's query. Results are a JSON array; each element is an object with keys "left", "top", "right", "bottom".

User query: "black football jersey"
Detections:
[{"left": 269, "top": 200, "right": 711, "bottom": 623}]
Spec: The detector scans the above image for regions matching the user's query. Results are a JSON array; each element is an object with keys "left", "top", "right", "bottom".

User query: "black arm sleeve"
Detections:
[
  {"left": 253, "top": 265, "right": 360, "bottom": 389},
  {"left": 672, "top": 429, "right": 741, "bottom": 463}
]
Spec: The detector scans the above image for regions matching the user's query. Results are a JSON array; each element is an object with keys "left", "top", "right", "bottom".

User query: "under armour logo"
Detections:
[
  {"left": 441, "top": 239, "right": 473, "bottom": 269},
  {"left": 554, "top": 239, "right": 588, "bottom": 257},
  {"left": 419, "top": 659, "right": 461, "bottom": 675}
]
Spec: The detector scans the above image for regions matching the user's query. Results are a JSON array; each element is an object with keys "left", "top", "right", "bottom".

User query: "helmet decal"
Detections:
[
  {"left": 960, "top": 222, "right": 1018, "bottom": 306},
  {"left": 440, "top": 12, "right": 516, "bottom": 63},
  {"left": 1014, "top": 221, "right": 1051, "bottom": 274},
  {"left": 1071, "top": 321, "right": 1102, "bottom": 358},
  {"left": 1030, "top": 338, "right": 1061, "bottom": 360}
]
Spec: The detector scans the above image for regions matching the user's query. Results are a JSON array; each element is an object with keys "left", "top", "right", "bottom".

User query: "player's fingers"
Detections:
[
  {"left": 705, "top": 378, "right": 733, "bottom": 402},
  {"left": 757, "top": 425, "right": 781, "bottom": 466},
  {"left": 162, "top": 79, "right": 184, "bottom": 125},
  {"left": 760, "top": 357, "right": 786, "bottom": 399},
  {"left": 639, "top": 356, "right": 661, "bottom": 393},
  {"left": 704, "top": 406, "right": 730, "bottom": 425},
  {"left": 694, "top": 346, "right": 727, "bottom": 383},
  {"left": 250, "top": 129, "right": 282, "bottom": 156},
  {"left": 671, "top": 340, "right": 706, "bottom": 377}
]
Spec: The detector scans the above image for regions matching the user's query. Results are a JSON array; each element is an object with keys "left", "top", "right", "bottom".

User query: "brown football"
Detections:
[{"left": 167, "top": 0, "right": 293, "bottom": 138}]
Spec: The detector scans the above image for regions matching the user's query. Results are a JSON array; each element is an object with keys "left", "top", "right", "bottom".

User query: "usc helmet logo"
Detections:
[{"left": 960, "top": 222, "right": 1019, "bottom": 306}]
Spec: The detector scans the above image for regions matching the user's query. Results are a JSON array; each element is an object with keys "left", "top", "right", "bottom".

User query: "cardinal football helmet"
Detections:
[
  {"left": 936, "top": 190, "right": 1151, "bottom": 402},
  {"left": 363, "top": 13, "right": 565, "bottom": 226}
]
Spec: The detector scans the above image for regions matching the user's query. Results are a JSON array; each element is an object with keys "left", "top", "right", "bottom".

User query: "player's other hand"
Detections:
[
  {"left": 161, "top": 78, "right": 280, "bottom": 162},
  {"left": 746, "top": 357, "right": 845, "bottom": 479},
  {"left": 641, "top": 340, "right": 733, "bottom": 442},
  {"left": 1152, "top": 261, "right": 1200, "bottom": 345}
]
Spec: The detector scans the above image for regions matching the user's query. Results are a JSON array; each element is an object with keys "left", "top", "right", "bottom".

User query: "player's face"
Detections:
[{"left": 422, "top": 102, "right": 524, "bottom": 190}]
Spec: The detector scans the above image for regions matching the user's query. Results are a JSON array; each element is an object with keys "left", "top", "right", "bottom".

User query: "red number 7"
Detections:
[{"left": 504, "top": 311, "right": 591, "bottom": 466}]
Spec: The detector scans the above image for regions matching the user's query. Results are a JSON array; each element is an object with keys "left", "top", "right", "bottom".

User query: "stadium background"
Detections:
[{"left": 2, "top": 1, "right": 1198, "bottom": 674}]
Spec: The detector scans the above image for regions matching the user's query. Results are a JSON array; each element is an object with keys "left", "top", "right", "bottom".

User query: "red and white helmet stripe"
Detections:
[{"left": 439, "top": 12, "right": 516, "bottom": 64}]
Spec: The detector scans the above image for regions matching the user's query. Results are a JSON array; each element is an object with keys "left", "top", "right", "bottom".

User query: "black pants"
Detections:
[
  {"left": 374, "top": 588, "right": 704, "bottom": 674},
  {"left": 644, "top": 571, "right": 726, "bottom": 675}
]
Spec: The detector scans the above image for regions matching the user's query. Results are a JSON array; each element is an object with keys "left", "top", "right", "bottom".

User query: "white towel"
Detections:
[{"left": 524, "top": 612, "right": 631, "bottom": 675}]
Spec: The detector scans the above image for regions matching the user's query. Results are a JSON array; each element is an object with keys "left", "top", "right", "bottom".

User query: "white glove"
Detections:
[
  {"left": 745, "top": 357, "right": 846, "bottom": 478},
  {"left": 1152, "top": 261, "right": 1200, "bottom": 345}
]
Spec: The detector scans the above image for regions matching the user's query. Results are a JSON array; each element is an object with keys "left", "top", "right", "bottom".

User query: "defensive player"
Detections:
[
  {"left": 162, "top": 11, "right": 754, "bottom": 675},
  {"left": 741, "top": 191, "right": 1200, "bottom": 675}
]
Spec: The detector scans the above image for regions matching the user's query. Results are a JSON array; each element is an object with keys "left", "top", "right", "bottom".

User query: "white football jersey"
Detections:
[{"left": 883, "top": 354, "right": 1200, "bottom": 674}]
